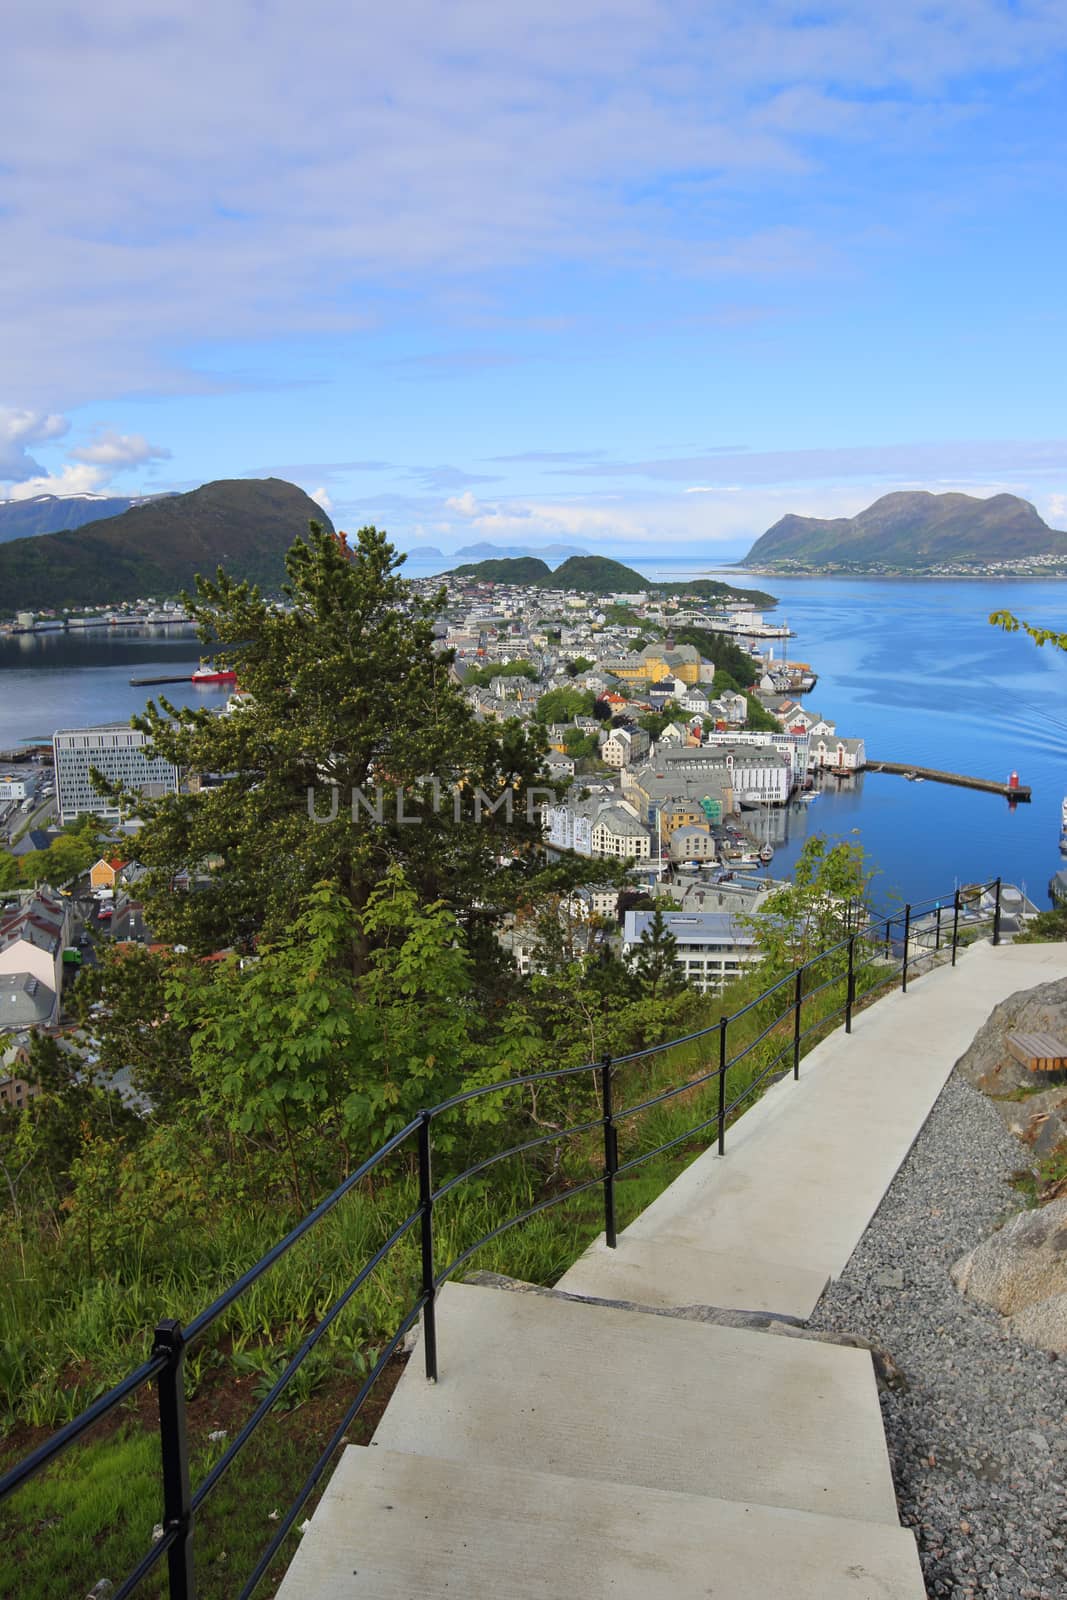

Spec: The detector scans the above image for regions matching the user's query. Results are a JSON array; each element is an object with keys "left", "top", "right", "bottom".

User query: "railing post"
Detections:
[
  {"left": 951, "top": 888, "right": 960, "bottom": 966},
  {"left": 883, "top": 915, "right": 892, "bottom": 962},
  {"left": 792, "top": 965, "right": 803, "bottom": 1079},
  {"left": 417, "top": 1111, "right": 438, "bottom": 1383},
  {"left": 992, "top": 877, "right": 1002, "bottom": 946},
  {"left": 845, "top": 934, "right": 856, "bottom": 1033},
  {"left": 600, "top": 1055, "right": 618, "bottom": 1249},
  {"left": 902, "top": 903, "right": 911, "bottom": 992},
  {"left": 717, "top": 1015, "right": 728, "bottom": 1155},
  {"left": 153, "top": 1318, "right": 194, "bottom": 1600},
  {"left": 934, "top": 902, "right": 941, "bottom": 952}
]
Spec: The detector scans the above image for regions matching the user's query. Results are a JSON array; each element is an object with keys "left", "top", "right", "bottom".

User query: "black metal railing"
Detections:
[{"left": 0, "top": 876, "right": 1006, "bottom": 1597}]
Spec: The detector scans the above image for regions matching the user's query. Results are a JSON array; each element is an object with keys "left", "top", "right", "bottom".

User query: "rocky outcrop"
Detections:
[
  {"left": 955, "top": 975, "right": 1067, "bottom": 1094},
  {"left": 951, "top": 1197, "right": 1067, "bottom": 1320}
]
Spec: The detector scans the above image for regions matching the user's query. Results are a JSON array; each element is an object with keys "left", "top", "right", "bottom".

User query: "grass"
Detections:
[{"left": 0, "top": 937, "right": 910, "bottom": 1598}]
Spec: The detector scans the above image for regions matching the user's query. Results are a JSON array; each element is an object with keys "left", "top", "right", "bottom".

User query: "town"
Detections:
[{"left": 0, "top": 567, "right": 868, "bottom": 1105}]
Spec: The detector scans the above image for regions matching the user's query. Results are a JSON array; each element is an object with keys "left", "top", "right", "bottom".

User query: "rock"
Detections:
[
  {"left": 873, "top": 1267, "right": 905, "bottom": 1288},
  {"left": 956, "top": 976, "right": 1067, "bottom": 1095},
  {"left": 1007, "top": 1293, "right": 1067, "bottom": 1355},
  {"left": 951, "top": 1197, "right": 1067, "bottom": 1315}
]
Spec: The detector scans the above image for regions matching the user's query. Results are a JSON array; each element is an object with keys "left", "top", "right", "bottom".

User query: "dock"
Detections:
[
  {"left": 129, "top": 674, "right": 192, "bottom": 687},
  {"left": 862, "top": 761, "right": 1030, "bottom": 800}
]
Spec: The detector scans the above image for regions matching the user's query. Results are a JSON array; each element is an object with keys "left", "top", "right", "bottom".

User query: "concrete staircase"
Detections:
[{"left": 276, "top": 939, "right": 1067, "bottom": 1600}]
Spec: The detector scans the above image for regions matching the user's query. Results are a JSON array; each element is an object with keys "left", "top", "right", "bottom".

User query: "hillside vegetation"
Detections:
[
  {"left": 0, "top": 478, "right": 333, "bottom": 612},
  {"left": 742, "top": 491, "right": 1067, "bottom": 569}
]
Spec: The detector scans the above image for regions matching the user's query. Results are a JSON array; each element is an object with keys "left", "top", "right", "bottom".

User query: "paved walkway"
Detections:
[{"left": 277, "top": 939, "right": 1067, "bottom": 1600}]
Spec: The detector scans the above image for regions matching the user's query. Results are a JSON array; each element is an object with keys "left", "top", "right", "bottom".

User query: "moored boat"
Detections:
[{"left": 191, "top": 661, "right": 237, "bottom": 685}]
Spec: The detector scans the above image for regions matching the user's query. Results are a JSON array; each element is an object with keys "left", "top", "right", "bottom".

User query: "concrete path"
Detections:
[
  {"left": 561, "top": 939, "right": 1067, "bottom": 1318},
  {"left": 277, "top": 939, "right": 1067, "bottom": 1600}
]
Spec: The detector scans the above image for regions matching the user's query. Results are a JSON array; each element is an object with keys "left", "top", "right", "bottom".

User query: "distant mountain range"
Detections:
[
  {"left": 741, "top": 491, "right": 1067, "bottom": 569},
  {"left": 0, "top": 491, "right": 174, "bottom": 544},
  {"left": 0, "top": 478, "right": 333, "bottom": 612},
  {"left": 453, "top": 541, "right": 591, "bottom": 559}
]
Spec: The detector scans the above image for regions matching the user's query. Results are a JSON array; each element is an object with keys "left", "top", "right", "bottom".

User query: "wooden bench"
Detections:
[{"left": 1006, "top": 1032, "right": 1067, "bottom": 1073}]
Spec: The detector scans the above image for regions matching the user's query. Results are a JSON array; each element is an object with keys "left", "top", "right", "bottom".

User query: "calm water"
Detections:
[
  {"left": 4, "top": 574, "right": 1066, "bottom": 905},
  {"left": 0, "top": 626, "right": 233, "bottom": 745}
]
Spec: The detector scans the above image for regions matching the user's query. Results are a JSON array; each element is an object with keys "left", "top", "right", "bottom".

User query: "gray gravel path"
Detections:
[{"left": 809, "top": 1071, "right": 1067, "bottom": 1599}]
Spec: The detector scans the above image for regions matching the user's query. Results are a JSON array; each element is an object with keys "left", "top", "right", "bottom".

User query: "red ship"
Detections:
[{"left": 191, "top": 662, "right": 237, "bottom": 685}]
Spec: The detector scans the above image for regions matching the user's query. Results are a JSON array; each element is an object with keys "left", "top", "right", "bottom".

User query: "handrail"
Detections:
[{"left": 0, "top": 873, "right": 1008, "bottom": 1597}]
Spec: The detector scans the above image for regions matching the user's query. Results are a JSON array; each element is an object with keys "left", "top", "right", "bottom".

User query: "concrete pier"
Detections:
[{"left": 863, "top": 760, "right": 1030, "bottom": 798}]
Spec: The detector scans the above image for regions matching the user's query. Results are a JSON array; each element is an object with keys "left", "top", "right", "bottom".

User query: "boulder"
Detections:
[
  {"left": 956, "top": 975, "right": 1067, "bottom": 1094},
  {"left": 1007, "top": 1292, "right": 1067, "bottom": 1354},
  {"left": 951, "top": 1197, "right": 1067, "bottom": 1316}
]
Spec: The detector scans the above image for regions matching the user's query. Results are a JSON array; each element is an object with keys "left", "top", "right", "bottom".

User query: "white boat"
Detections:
[{"left": 1061, "top": 795, "right": 1067, "bottom": 830}]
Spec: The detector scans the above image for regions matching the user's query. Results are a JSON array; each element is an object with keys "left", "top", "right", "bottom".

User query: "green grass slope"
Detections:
[{"left": 0, "top": 479, "right": 334, "bottom": 612}]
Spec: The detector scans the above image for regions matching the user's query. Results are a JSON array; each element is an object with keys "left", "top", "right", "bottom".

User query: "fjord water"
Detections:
[
  {"left": 3, "top": 574, "right": 1066, "bottom": 906},
  {"left": 701, "top": 573, "right": 1067, "bottom": 908},
  {"left": 0, "top": 626, "right": 233, "bottom": 746}
]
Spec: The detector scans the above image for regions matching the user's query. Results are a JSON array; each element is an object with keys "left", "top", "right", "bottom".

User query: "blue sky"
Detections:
[{"left": 2, "top": 1, "right": 1066, "bottom": 558}]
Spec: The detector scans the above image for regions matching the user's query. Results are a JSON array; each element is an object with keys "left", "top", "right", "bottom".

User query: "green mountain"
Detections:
[
  {"left": 0, "top": 479, "right": 333, "bottom": 612},
  {"left": 741, "top": 491, "right": 1067, "bottom": 570},
  {"left": 451, "top": 556, "right": 553, "bottom": 583},
  {"left": 448, "top": 552, "right": 774, "bottom": 606},
  {"left": 541, "top": 554, "right": 650, "bottom": 592}
]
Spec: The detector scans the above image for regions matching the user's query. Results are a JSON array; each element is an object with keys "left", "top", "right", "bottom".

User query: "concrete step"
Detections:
[
  {"left": 371, "top": 1281, "right": 901, "bottom": 1527},
  {"left": 555, "top": 1230, "right": 829, "bottom": 1318},
  {"left": 276, "top": 1445, "right": 926, "bottom": 1600}
]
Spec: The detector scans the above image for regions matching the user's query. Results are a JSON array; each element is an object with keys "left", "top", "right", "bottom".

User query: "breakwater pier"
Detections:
[{"left": 863, "top": 761, "right": 1031, "bottom": 800}]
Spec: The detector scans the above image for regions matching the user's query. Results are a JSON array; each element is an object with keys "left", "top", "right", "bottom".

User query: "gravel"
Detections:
[{"left": 809, "top": 1071, "right": 1067, "bottom": 1599}]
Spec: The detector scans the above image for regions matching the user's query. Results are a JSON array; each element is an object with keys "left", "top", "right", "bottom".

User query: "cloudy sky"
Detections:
[{"left": 3, "top": 1, "right": 1066, "bottom": 557}]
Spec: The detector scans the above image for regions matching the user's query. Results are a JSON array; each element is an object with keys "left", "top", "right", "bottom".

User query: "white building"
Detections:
[
  {"left": 53, "top": 724, "right": 179, "bottom": 823},
  {"left": 623, "top": 909, "right": 759, "bottom": 993},
  {"left": 810, "top": 735, "right": 866, "bottom": 772},
  {"left": 699, "top": 730, "right": 809, "bottom": 787},
  {"left": 0, "top": 769, "right": 39, "bottom": 802},
  {"left": 543, "top": 796, "right": 651, "bottom": 860},
  {"left": 600, "top": 726, "right": 650, "bottom": 769}
]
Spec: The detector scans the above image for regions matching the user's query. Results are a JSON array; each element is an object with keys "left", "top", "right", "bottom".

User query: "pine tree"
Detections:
[
  {"left": 631, "top": 905, "right": 684, "bottom": 1000},
  {"left": 130, "top": 523, "right": 558, "bottom": 956}
]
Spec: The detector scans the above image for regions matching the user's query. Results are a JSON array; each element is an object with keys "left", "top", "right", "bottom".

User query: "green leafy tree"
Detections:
[
  {"left": 743, "top": 835, "right": 873, "bottom": 975},
  {"left": 566, "top": 656, "right": 594, "bottom": 677},
  {"left": 672, "top": 627, "right": 758, "bottom": 687},
  {"left": 534, "top": 686, "right": 596, "bottom": 725},
  {"left": 990, "top": 611, "right": 1067, "bottom": 651},
  {"left": 169, "top": 872, "right": 480, "bottom": 1204},
  {"left": 744, "top": 693, "right": 779, "bottom": 733},
  {"left": 462, "top": 659, "right": 537, "bottom": 688}
]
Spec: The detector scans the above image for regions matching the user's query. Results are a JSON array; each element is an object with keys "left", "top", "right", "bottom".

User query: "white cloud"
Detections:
[
  {"left": 309, "top": 486, "right": 334, "bottom": 513},
  {"left": 445, "top": 491, "right": 480, "bottom": 516},
  {"left": 69, "top": 430, "right": 170, "bottom": 467},
  {"left": 0, "top": 407, "right": 70, "bottom": 479},
  {"left": 4, "top": 464, "right": 107, "bottom": 501}
]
